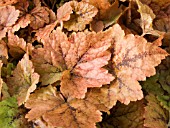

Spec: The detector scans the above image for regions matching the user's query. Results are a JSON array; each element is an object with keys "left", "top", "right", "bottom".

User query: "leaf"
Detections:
[
  {"left": 0, "top": 40, "right": 8, "bottom": 63},
  {"left": 144, "top": 94, "right": 169, "bottom": 128},
  {"left": 7, "top": 53, "right": 39, "bottom": 106},
  {"left": 97, "top": 100, "right": 145, "bottom": 128},
  {"left": 25, "top": 85, "right": 102, "bottom": 128},
  {"left": 63, "top": 1, "right": 98, "bottom": 31},
  {"left": 30, "top": 6, "right": 56, "bottom": 29},
  {"left": 57, "top": 1, "right": 73, "bottom": 22},
  {"left": 0, "top": 5, "right": 20, "bottom": 40},
  {"left": 12, "top": 0, "right": 31, "bottom": 32},
  {"left": 85, "top": 84, "right": 117, "bottom": 112},
  {"left": 0, "top": 97, "right": 29, "bottom": 128},
  {"left": 111, "top": 24, "right": 168, "bottom": 104},
  {"left": 35, "top": 21, "right": 58, "bottom": 44},
  {"left": 7, "top": 31, "right": 27, "bottom": 58},
  {"left": 0, "top": 0, "right": 18, "bottom": 6},
  {"left": 136, "top": 0, "right": 159, "bottom": 36},
  {"left": 32, "top": 27, "right": 114, "bottom": 98}
]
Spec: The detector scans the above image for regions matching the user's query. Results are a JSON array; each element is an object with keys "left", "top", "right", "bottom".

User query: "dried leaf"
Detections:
[
  {"left": 32, "top": 27, "right": 114, "bottom": 98},
  {"left": 7, "top": 53, "right": 39, "bottom": 106},
  {"left": 8, "top": 31, "right": 27, "bottom": 58},
  {"left": 60, "top": 28, "right": 114, "bottom": 99},
  {"left": 112, "top": 24, "right": 168, "bottom": 104},
  {"left": 0, "top": 40, "right": 8, "bottom": 62},
  {"left": 136, "top": 0, "right": 157, "bottom": 36},
  {"left": 144, "top": 94, "right": 169, "bottom": 128},
  {"left": 57, "top": 2, "right": 73, "bottom": 22},
  {"left": 97, "top": 100, "right": 145, "bottom": 128},
  {"left": 85, "top": 84, "right": 117, "bottom": 112},
  {"left": 30, "top": 6, "right": 56, "bottom": 29},
  {"left": 63, "top": 1, "right": 98, "bottom": 31},
  {"left": 35, "top": 21, "right": 58, "bottom": 44},
  {"left": 0, "top": 5, "right": 19, "bottom": 40},
  {"left": 25, "top": 85, "right": 102, "bottom": 128},
  {"left": 0, "top": 0, "right": 18, "bottom": 6}
]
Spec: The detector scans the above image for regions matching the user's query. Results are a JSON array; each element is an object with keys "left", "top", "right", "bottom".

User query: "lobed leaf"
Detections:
[
  {"left": 25, "top": 85, "right": 102, "bottom": 128},
  {"left": 7, "top": 53, "right": 39, "bottom": 106}
]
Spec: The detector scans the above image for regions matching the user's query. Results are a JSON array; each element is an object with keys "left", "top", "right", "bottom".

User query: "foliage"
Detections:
[{"left": 0, "top": 0, "right": 169, "bottom": 127}]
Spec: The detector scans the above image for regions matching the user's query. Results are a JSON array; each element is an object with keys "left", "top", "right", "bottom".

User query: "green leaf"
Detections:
[{"left": 0, "top": 97, "right": 19, "bottom": 128}]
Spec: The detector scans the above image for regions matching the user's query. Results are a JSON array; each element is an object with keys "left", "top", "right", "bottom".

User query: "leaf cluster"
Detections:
[{"left": 0, "top": 0, "right": 169, "bottom": 128}]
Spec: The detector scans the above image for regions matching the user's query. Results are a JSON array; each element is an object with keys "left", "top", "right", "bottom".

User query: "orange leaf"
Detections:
[
  {"left": 111, "top": 24, "right": 168, "bottom": 104},
  {"left": 0, "top": 5, "right": 19, "bottom": 40},
  {"left": 25, "top": 85, "right": 102, "bottom": 128},
  {"left": 7, "top": 53, "right": 39, "bottom": 106}
]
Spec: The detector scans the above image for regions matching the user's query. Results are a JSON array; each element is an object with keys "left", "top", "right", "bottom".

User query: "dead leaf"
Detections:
[
  {"left": 136, "top": 0, "right": 157, "bottom": 36},
  {"left": 0, "top": 0, "right": 18, "bottom": 6},
  {"left": 12, "top": 0, "right": 31, "bottom": 32},
  {"left": 8, "top": 31, "right": 27, "bottom": 58},
  {"left": 0, "top": 40, "right": 8, "bottom": 60},
  {"left": 0, "top": 5, "right": 19, "bottom": 40},
  {"left": 7, "top": 53, "right": 39, "bottom": 106},
  {"left": 63, "top": 1, "right": 98, "bottom": 31},
  {"left": 111, "top": 24, "right": 168, "bottom": 104},
  {"left": 25, "top": 85, "right": 102, "bottom": 128},
  {"left": 144, "top": 94, "right": 169, "bottom": 128},
  {"left": 35, "top": 21, "right": 58, "bottom": 44},
  {"left": 30, "top": 6, "right": 56, "bottom": 29},
  {"left": 85, "top": 84, "right": 117, "bottom": 112},
  {"left": 57, "top": 2, "right": 73, "bottom": 22}
]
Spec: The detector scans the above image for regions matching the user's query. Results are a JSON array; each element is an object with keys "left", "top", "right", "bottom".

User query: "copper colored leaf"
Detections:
[
  {"left": 60, "top": 27, "right": 114, "bottom": 99},
  {"left": 35, "top": 21, "right": 58, "bottom": 44},
  {"left": 30, "top": 6, "right": 56, "bottom": 30},
  {"left": 98, "top": 100, "right": 145, "bottom": 128},
  {"left": 63, "top": 1, "right": 98, "bottom": 31},
  {"left": 57, "top": 2, "right": 73, "bottom": 22},
  {"left": 85, "top": 84, "right": 117, "bottom": 112},
  {"left": 32, "top": 27, "right": 67, "bottom": 85},
  {"left": 0, "top": 40, "right": 8, "bottom": 63},
  {"left": 25, "top": 85, "right": 102, "bottom": 128},
  {"left": 0, "top": 0, "right": 18, "bottom": 6},
  {"left": 144, "top": 94, "right": 169, "bottom": 128},
  {"left": 112, "top": 24, "right": 168, "bottom": 104},
  {"left": 8, "top": 31, "right": 27, "bottom": 58},
  {"left": 32, "top": 27, "right": 114, "bottom": 98},
  {"left": 0, "top": 5, "right": 19, "bottom": 40},
  {"left": 136, "top": 0, "right": 157, "bottom": 36},
  {"left": 7, "top": 53, "right": 39, "bottom": 106}
]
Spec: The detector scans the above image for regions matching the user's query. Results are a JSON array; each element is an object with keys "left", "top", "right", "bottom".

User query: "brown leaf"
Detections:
[
  {"left": 63, "top": 1, "right": 98, "bottom": 31},
  {"left": 30, "top": 6, "right": 56, "bottom": 30},
  {"left": 12, "top": 0, "right": 31, "bottom": 32},
  {"left": 0, "top": 5, "right": 20, "bottom": 40},
  {"left": 7, "top": 53, "right": 39, "bottom": 106},
  {"left": 57, "top": 2, "right": 73, "bottom": 22},
  {"left": 35, "top": 21, "right": 58, "bottom": 44},
  {"left": 25, "top": 85, "right": 102, "bottom": 128},
  {"left": 85, "top": 84, "right": 117, "bottom": 112},
  {"left": 0, "top": 40, "right": 8, "bottom": 61},
  {"left": 32, "top": 27, "right": 114, "bottom": 98},
  {"left": 144, "top": 94, "right": 169, "bottom": 128},
  {"left": 8, "top": 31, "right": 27, "bottom": 58},
  {"left": 60, "top": 28, "right": 114, "bottom": 99},
  {"left": 0, "top": 0, "right": 18, "bottom": 6},
  {"left": 112, "top": 24, "right": 168, "bottom": 104},
  {"left": 98, "top": 100, "right": 145, "bottom": 128}
]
